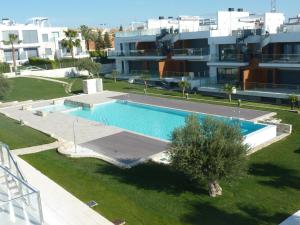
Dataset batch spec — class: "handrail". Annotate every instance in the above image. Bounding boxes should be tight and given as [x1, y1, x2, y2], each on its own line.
[0, 142, 26, 181]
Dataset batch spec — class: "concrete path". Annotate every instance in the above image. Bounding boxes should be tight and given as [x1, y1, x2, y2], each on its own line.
[15, 155, 114, 225]
[12, 141, 60, 155]
[280, 210, 300, 225]
[25, 76, 69, 85]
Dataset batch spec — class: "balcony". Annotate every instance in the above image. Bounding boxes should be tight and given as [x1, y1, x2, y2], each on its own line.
[259, 54, 300, 69]
[0, 143, 43, 225]
[172, 48, 210, 61]
[207, 54, 249, 67]
[108, 50, 166, 60]
[115, 28, 161, 38]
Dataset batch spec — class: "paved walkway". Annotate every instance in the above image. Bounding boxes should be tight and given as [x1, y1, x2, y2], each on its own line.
[12, 142, 60, 155]
[25, 76, 69, 85]
[15, 155, 113, 225]
[280, 210, 300, 225]
[113, 93, 276, 121]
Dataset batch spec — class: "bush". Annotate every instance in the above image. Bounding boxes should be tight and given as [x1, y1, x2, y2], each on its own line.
[0, 63, 11, 74]
[28, 58, 57, 70]
[89, 51, 105, 58]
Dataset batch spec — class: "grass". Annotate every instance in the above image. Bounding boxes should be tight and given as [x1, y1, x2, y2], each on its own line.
[1, 76, 298, 224]
[1, 77, 68, 102]
[0, 114, 55, 149]
[21, 107, 300, 225]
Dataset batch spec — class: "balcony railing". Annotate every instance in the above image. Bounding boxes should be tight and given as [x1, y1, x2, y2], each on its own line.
[261, 54, 300, 64]
[173, 48, 210, 57]
[210, 54, 249, 63]
[108, 50, 163, 57]
[115, 28, 162, 38]
[0, 143, 43, 225]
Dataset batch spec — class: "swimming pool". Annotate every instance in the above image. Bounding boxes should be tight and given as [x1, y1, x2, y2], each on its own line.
[67, 100, 267, 141]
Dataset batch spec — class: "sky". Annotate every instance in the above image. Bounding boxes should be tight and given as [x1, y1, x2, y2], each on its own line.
[0, 0, 299, 28]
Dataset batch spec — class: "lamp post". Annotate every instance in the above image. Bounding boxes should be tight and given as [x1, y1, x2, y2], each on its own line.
[73, 118, 78, 153]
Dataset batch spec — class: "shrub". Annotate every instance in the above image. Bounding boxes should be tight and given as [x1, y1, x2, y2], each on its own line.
[0, 63, 10, 74]
[28, 57, 57, 70]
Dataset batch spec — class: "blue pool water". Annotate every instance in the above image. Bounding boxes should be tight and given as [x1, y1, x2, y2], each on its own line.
[67, 101, 266, 141]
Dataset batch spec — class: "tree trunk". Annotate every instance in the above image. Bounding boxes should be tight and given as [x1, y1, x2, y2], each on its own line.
[144, 81, 148, 90]
[208, 181, 217, 197]
[228, 94, 232, 102]
[12, 44, 17, 73]
[182, 87, 185, 97]
[208, 180, 222, 197]
[213, 181, 223, 196]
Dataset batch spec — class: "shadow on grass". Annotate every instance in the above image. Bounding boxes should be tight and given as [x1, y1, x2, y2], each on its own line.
[97, 162, 207, 196]
[249, 163, 300, 190]
[295, 148, 300, 154]
[181, 201, 289, 225]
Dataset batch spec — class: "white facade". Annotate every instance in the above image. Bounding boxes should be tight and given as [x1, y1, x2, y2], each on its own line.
[0, 17, 88, 65]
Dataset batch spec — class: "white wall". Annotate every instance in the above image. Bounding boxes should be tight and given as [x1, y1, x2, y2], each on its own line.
[19, 67, 88, 77]
[244, 124, 277, 148]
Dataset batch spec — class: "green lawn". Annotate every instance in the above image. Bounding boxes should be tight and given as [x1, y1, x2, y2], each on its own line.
[2, 76, 298, 224]
[1, 77, 68, 102]
[22, 108, 300, 225]
[0, 114, 55, 149]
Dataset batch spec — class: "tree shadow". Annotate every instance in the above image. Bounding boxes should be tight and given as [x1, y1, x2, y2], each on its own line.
[249, 163, 300, 190]
[181, 201, 289, 225]
[96, 162, 207, 196]
[294, 148, 300, 154]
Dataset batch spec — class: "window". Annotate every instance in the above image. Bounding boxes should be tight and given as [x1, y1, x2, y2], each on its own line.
[4, 49, 19, 61]
[2, 30, 19, 43]
[22, 30, 38, 44]
[42, 34, 49, 42]
[51, 32, 59, 39]
[24, 48, 39, 58]
[45, 48, 52, 56]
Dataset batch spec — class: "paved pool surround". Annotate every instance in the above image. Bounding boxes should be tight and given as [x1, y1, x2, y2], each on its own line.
[0, 91, 277, 168]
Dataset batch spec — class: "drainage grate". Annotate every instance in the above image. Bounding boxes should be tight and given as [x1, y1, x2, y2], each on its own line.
[86, 200, 98, 208]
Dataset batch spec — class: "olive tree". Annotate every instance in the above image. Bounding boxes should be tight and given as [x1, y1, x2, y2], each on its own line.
[76, 59, 101, 78]
[140, 72, 150, 94]
[178, 80, 190, 97]
[223, 84, 234, 102]
[288, 95, 298, 110]
[169, 115, 248, 197]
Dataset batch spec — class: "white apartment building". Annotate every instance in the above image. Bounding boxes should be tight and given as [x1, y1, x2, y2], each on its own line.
[109, 8, 300, 100]
[0, 17, 88, 65]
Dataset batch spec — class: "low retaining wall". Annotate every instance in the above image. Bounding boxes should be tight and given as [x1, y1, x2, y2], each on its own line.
[244, 124, 277, 149]
[4, 67, 89, 78]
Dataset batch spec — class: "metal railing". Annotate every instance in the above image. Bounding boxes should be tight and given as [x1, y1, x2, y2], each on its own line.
[0, 143, 44, 224]
[261, 54, 300, 64]
[108, 49, 163, 57]
[210, 54, 248, 63]
[244, 82, 300, 93]
[173, 48, 210, 57]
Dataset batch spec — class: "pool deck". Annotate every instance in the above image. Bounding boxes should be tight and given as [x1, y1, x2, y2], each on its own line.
[0, 91, 276, 168]
[113, 94, 276, 122]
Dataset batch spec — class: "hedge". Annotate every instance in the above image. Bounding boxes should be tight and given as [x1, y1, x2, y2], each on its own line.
[0, 63, 10, 74]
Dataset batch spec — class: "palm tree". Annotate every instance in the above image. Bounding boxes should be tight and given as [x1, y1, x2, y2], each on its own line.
[288, 95, 298, 110]
[61, 29, 81, 60]
[80, 25, 92, 51]
[2, 34, 21, 73]
[223, 84, 234, 102]
[178, 80, 190, 97]
[140, 72, 150, 94]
